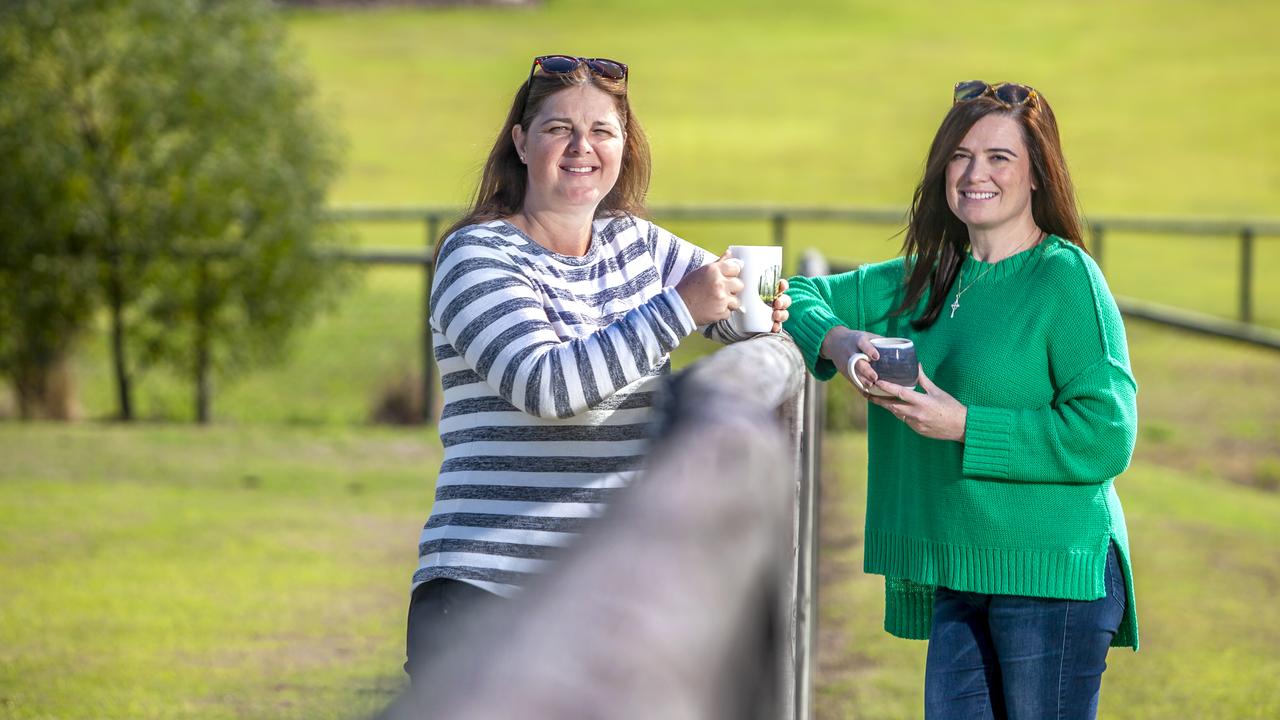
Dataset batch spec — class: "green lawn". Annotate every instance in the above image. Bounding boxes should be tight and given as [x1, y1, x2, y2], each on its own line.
[3, 404, 1278, 718]
[3, 0, 1280, 717]
[0, 424, 435, 720]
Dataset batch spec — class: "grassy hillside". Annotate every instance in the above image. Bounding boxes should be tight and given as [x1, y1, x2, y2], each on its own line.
[286, 0, 1279, 216]
[20, 0, 1271, 425]
[285, 0, 1280, 323]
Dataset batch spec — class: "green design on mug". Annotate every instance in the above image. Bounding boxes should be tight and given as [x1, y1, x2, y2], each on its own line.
[757, 264, 781, 304]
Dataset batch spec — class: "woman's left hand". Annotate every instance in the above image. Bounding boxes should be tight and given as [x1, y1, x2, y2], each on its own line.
[868, 367, 967, 442]
[770, 278, 791, 333]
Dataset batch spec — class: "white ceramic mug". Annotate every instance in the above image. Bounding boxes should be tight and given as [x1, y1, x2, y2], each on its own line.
[726, 245, 783, 334]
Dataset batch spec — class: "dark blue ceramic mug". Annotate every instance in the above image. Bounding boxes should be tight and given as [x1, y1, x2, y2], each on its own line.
[847, 337, 919, 397]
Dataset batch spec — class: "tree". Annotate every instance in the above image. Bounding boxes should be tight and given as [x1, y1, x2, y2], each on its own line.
[0, 0, 348, 422]
[0, 3, 102, 419]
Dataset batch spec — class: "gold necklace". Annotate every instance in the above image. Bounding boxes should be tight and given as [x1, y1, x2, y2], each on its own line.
[949, 229, 1044, 319]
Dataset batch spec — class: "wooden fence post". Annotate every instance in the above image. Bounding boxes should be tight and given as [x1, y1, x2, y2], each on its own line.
[1240, 227, 1254, 324]
[383, 335, 807, 720]
[422, 214, 440, 425]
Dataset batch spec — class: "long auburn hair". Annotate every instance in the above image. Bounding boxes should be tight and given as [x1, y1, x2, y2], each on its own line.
[896, 88, 1086, 330]
[436, 63, 651, 261]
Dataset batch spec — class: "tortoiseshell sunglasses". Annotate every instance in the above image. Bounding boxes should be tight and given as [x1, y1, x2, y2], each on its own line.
[953, 80, 1038, 106]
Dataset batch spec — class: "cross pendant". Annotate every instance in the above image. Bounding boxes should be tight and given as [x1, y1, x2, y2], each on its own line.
[950, 297, 960, 318]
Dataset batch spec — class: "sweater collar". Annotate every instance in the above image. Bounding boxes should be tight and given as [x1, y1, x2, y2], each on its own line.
[958, 234, 1058, 285]
[493, 217, 607, 266]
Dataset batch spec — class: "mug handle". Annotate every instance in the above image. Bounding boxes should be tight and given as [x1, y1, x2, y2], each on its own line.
[847, 353, 872, 394]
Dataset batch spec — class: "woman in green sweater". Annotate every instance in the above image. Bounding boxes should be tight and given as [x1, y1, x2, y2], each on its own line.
[784, 81, 1138, 719]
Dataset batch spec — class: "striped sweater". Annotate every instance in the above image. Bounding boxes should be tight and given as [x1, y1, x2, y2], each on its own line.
[415, 213, 741, 596]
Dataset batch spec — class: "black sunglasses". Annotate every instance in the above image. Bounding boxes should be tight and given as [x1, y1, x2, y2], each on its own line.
[527, 55, 629, 90]
[953, 80, 1038, 107]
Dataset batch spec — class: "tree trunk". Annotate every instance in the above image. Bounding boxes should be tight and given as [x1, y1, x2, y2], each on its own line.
[194, 325, 211, 424]
[194, 258, 212, 424]
[13, 352, 79, 421]
[108, 255, 134, 422]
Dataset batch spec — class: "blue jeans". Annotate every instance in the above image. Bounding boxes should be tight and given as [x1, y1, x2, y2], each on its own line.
[924, 543, 1126, 720]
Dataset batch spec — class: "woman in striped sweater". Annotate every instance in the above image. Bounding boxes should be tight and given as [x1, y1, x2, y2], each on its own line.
[403, 56, 791, 680]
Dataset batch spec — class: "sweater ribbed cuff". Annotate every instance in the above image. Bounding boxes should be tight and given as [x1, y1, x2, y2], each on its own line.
[963, 405, 1017, 479]
[782, 306, 845, 380]
[659, 286, 698, 337]
[884, 581, 934, 640]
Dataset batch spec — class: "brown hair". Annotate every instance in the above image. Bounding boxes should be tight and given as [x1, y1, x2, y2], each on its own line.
[896, 89, 1085, 330]
[436, 64, 651, 260]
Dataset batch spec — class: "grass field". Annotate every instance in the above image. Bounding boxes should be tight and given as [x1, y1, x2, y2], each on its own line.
[2, 409, 1278, 718]
[0, 424, 432, 720]
[3, 0, 1279, 717]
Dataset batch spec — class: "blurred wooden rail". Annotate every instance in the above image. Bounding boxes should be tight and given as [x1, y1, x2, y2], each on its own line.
[381, 333, 821, 720]
[325, 205, 1280, 422]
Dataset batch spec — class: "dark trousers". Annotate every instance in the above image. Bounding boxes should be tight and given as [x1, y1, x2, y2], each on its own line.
[923, 543, 1127, 720]
[403, 578, 499, 683]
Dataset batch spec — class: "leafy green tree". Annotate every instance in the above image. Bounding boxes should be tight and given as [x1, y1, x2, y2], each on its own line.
[0, 0, 348, 422]
[0, 3, 102, 419]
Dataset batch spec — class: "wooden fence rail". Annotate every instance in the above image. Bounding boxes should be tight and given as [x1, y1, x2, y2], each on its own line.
[380, 333, 818, 720]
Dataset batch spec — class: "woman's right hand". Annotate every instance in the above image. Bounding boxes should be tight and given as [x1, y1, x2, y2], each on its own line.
[675, 253, 745, 326]
[821, 326, 883, 398]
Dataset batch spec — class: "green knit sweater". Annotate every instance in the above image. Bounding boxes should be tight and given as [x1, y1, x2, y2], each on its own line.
[784, 236, 1139, 649]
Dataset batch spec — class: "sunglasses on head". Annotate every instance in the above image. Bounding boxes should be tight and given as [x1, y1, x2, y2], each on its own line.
[953, 80, 1038, 107]
[527, 55, 628, 89]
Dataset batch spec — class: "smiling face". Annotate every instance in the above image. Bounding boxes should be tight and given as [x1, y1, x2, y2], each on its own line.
[512, 84, 626, 213]
[945, 113, 1038, 233]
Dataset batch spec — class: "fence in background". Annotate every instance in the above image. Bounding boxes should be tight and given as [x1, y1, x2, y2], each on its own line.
[328, 205, 1280, 423]
[379, 333, 822, 720]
